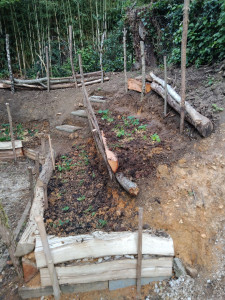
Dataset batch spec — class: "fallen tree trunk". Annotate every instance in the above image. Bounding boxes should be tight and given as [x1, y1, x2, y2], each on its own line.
[50, 77, 109, 90]
[150, 72, 213, 137]
[101, 131, 118, 173]
[116, 173, 139, 196]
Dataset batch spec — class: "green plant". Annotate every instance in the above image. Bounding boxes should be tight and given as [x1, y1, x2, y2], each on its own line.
[62, 206, 70, 212]
[58, 219, 70, 226]
[138, 125, 147, 131]
[79, 179, 84, 186]
[84, 205, 93, 214]
[116, 128, 126, 138]
[92, 172, 96, 178]
[151, 133, 161, 143]
[212, 104, 224, 112]
[77, 195, 86, 201]
[98, 219, 107, 228]
[56, 156, 74, 172]
[127, 116, 139, 126]
[143, 135, 147, 140]
[98, 110, 114, 123]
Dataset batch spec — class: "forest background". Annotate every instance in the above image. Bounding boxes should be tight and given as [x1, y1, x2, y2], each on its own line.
[0, 0, 224, 79]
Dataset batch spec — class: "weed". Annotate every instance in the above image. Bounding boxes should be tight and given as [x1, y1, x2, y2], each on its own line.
[91, 212, 96, 216]
[138, 125, 147, 131]
[151, 133, 161, 143]
[98, 219, 107, 227]
[92, 172, 96, 178]
[98, 109, 114, 123]
[79, 179, 84, 186]
[116, 128, 126, 137]
[62, 206, 70, 212]
[77, 195, 86, 201]
[84, 205, 93, 214]
[127, 116, 139, 126]
[58, 219, 70, 226]
[56, 156, 74, 172]
[0, 123, 25, 141]
[212, 104, 224, 112]
[143, 135, 147, 140]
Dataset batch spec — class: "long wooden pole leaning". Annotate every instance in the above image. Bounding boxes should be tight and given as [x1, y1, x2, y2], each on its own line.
[6, 103, 16, 162]
[137, 207, 143, 299]
[5, 34, 15, 94]
[180, 0, 190, 133]
[164, 56, 168, 116]
[140, 41, 145, 102]
[35, 216, 61, 300]
[123, 28, 128, 93]
[69, 25, 78, 88]
[45, 46, 50, 92]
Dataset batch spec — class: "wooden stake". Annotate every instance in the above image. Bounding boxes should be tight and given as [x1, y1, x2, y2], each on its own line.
[164, 56, 168, 116]
[28, 166, 34, 202]
[41, 135, 46, 158]
[137, 207, 143, 299]
[5, 34, 15, 94]
[45, 46, 50, 92]
[180, 0, 190, 133]
[100, 31, 105, 84]
[48, 134, 55, 170]
[35, 152, 40, 179]
[5, 103, 16, 162]
[140, 41, 145, 102]
[69, 25, 78, 88]
[35, 216, 61, 300]
[123, 28, 128, 93]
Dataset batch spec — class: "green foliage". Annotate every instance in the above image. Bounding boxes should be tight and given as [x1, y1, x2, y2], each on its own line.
[98, 109, 114, 123]
[62, 206, 70, 212]
[56, 156, 74, 172]
[98, 219, 107, 228]
[151, 133, 161, 143]
[0, 123, 24, 141]
[77, 195, 86, 201]
[212, 104, 224, 112]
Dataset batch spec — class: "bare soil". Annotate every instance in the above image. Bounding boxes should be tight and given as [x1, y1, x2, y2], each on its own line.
[0, 65, 225, 299]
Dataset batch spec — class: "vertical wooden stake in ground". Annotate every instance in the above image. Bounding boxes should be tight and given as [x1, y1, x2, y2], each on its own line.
[35, 216, 61, 300]
[45, 46, 50, 92]
[0, 201, 22, 278]
[28, 166, 34, 202]
[5, 34, 15, 94]
[164, 56, 168, 116]
[123, 28, 128, 93]
[137, 207, 143, 299]
[48, 134, 55, 170]
[180, 0, 190, 133]
[140, 41, 145, 102]
[5, 103, 16, 162]
[35, 152, 40, 179]
[69, 25, 78, 88]
[100, 31, 105, 84]
[41, 134, 46, 158]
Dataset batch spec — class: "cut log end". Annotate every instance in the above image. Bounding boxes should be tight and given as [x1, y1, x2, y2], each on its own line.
[116, 173, 139, 196]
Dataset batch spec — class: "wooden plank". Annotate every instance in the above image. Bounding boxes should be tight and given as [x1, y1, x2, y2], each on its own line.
[40, 258, 173, 286]
[19, 281, 108, 299]
[23, 148, 45, 164]
[35, 231, 174, 268]
[0, 148, 23, 160]
[0, 140, 22, 150]
[128, 78, 151, 93]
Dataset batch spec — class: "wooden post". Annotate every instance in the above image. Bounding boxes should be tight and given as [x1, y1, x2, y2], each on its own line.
[100, 31, 105, 84]
[164, 56, 168, 116]
[140, 41, 145, 102]
[45, 46, 50, 92]
[41, 134, 46, 158]
[28, 166, 34, 202]
[5, 103, 16, 162]
[5, 34, 15, 94]
[43, 184, 48, 210]
[48, 134, 55, 170]
[35, 152, 40, 179]
[136, 207, 143, 299]
[180, 0, 190, 133]
[123, 28, 128, 93]
[0, 201, 23, 277]
[35, 216, 61, 300]
[69, 25, 78, 89]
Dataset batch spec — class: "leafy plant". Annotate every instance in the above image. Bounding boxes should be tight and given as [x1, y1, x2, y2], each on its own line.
[77, 195, 86, 201]
[116, 128, 126, 138]
[62, 206, 70, 212]
[98, 219, 107, 228]
[138, 125, 147, 131]
[56, 156, 74, 172]
[212, 104, 224, 112]
[127, 116, 139, 126]
[98, 110, 114, 123]
[151, 133, 161, 143]
[84, 205, 93, 214]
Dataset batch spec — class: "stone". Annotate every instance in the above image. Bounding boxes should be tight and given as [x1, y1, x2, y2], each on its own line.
[143, 224, 150, 229]
[115, 255, 122, 260]
[71, 110, 87, 118]
[98, 258, 103, 263]
[186, 266, 198, 278]
[104, 256, 111, 261]
[124, 255, 134, 259]
[56, 125, 82, 133]
[173, 258, 187, 278]
[22, 258, 38, 283]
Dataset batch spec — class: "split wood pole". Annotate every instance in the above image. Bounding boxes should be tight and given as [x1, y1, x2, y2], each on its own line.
[136, 207, 143, 299]
[0, 201, 23, 278]
[28, 166, 34, 202]
[100, 31, 105, 84]
[35, 152, 40, 179]
[35, 216, 61, 300]
[5, 103, 16, 162]
[45, 46, 50, 92]
[5, 34, 15, 94]
[69, 25, 78, 89]
[180, 0, 190, 134]
[41, 134, 46, 158]
[123, 28, 128, 93]
[140, 41, 145, 102]
[164, 56, 168, 116]
[48, 134, 55, 170]
[43, 184, 48, 210]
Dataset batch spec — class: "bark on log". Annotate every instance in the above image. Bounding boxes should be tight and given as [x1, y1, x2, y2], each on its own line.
[116, 173, 139, 196]
[128, 78, 151, 93]
[150, 72, 213, 137]
[101, 131, 118, 173]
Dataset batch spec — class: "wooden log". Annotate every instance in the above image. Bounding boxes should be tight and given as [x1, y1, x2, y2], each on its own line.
[38, 151, 55, 186]
[28, 166, 34, 202]
[101, 131, 118, 173]
[35, 152, 40, 179]
[35, 216, 61, 300]
[128, 78, 151, 94]
[23, 148, 45, 164]
[6, 103, 16, 161]
[35, 231, 174, 268]
[0, 140, 22, 150]
[40, 257, 173, 286]
[150, 76, 213, 137]
[0, 148, 23, 160]
[116, 173, 139, 196]
[137, 208, 143, 299]
[163, 56, 168, 116]
[50, 77, 109, 90]
[48, 134, 55, 170]
[5, 34, 15, 94]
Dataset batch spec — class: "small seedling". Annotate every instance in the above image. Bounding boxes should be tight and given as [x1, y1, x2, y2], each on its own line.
[98, 219, 107, 227]
[84, 205, 93, 213]
[92, 172, 96, 178]
[92, 212, 96, 216]
[127, 116, 139, 126]
[116, 128, 126, 137]
[212, 104, 224, 112]
[138, 125, 147, 131]
[151, 133, 161, 143]
[79, 179, 84, 186]
[62, 206, 70, 211]
[143, 135, 147, 140]
[98, 109, 114, 123]
[77, 195, 86, 201]
[58, 219, 70, 226]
